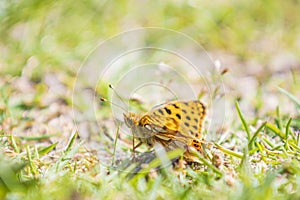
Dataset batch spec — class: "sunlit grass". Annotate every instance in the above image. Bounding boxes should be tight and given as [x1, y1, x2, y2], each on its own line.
[0, 92, 299, 199]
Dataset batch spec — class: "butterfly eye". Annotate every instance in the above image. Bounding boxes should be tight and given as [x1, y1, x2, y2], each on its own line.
[144, 124, 152, 131]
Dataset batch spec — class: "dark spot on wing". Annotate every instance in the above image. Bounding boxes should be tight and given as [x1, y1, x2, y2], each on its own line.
[182, 109, 187, 113]
[158, 109, 164, 115]
[193, 125, 197, 130]
[164, 107, 172, 114]
[195, 133, 199, 137]
[194, 118, 198, 123]
[199, 102, 206, 115]
[176, 113, 181, 119]
[172, 103, 179, 109]
[184, 122, 189, 127]
[193, 143, 200, 148]
[199, 102, 205, 109]
[186, 116, 191, 120]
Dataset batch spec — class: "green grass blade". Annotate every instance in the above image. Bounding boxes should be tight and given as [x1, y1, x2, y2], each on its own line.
[111, 126, 120, 165]
[214, 143, 243, 159]
[289, 142, 300, 152]
[26, 146, 37, 176]
[51, 141, 84, 173]
[284, 118, 293, 149]
[285, 118, 292, 140]
[10, 134, 19, 153]
[235, 101, 251, 141]
[239, 148, 252, 180]
[297, 132, 300, 147]
[248, 121, 267, 150]
[276, 106, 283, 130]
[65, 131, 78, 152]
[18, 134, 57, 141]
[262, 137, 275, 148]
[266, 122, 285, 139]
[38, 142, 58, 156]
[190, 148, 223, 177]
[129, 149, 183, 182]
[278, 87, 300, 108]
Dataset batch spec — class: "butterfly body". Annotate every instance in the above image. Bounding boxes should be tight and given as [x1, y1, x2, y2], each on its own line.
[123, 100, 207, 157]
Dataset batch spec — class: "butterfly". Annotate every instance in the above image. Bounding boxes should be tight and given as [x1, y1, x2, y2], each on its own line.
[123, 100, 207, 160]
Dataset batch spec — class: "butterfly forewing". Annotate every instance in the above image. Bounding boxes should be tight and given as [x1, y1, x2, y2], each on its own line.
[148, 101, 206, 140]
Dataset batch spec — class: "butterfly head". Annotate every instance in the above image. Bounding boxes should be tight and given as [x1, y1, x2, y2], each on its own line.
[123, 112, 156, 148]
[123, 112, 140, 128]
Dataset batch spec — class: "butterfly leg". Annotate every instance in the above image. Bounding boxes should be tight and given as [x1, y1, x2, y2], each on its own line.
[133, 141, 142, 152]
[132, 142, 142, 159]
[131, 137, 142, 159]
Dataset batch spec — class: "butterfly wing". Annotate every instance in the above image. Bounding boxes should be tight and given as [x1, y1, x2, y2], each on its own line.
[140, 101, 206, 151]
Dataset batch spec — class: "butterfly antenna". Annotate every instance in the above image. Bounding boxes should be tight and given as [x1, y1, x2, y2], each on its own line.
[109, 84, 128, 108]
[100, 97, 127, 112]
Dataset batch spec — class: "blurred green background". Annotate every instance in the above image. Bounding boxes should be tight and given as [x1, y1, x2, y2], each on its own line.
[1, 0, 299, 79]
